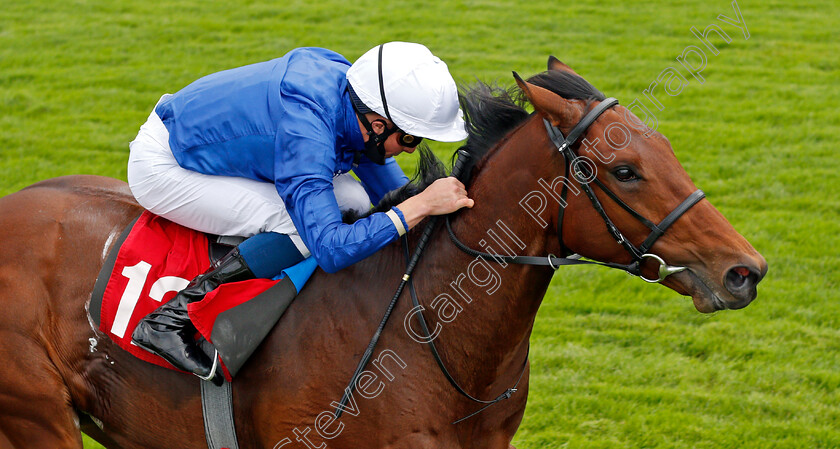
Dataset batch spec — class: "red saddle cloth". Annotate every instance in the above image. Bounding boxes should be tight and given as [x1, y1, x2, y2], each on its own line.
[97, 211, 279, 377]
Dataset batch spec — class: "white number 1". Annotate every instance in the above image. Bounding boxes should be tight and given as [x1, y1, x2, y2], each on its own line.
[109, 261, 189, 338]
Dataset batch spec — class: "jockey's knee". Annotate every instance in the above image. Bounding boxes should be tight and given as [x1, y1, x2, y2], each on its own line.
[126, 161, 158, 212]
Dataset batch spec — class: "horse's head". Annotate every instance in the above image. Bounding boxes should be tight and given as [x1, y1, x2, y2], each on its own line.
[515, 57, 767, 313]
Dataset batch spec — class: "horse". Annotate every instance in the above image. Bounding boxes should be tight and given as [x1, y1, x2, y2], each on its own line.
[0, 58, 766, 449]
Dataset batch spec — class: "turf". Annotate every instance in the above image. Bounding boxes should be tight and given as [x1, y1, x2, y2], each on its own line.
[1, 0, 837, 447]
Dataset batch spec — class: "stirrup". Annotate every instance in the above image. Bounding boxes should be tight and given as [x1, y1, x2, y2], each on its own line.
[196, 349, 221, 384]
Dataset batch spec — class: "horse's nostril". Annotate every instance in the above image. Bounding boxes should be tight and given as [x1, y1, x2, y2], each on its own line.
[725, 266, 759, 296]
[726, 269, 748, 289]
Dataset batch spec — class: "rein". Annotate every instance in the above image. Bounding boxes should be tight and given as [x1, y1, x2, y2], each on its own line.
[401, 233, 529, 425]
[335, 96, 706, 424]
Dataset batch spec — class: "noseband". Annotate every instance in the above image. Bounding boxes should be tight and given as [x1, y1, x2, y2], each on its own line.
[448, 97, 705, 283]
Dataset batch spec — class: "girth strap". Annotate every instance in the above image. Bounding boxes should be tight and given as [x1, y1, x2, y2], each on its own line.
[201, 379, 239, 449]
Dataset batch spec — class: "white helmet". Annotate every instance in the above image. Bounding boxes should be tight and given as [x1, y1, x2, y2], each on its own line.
[346, 42, 468, 142]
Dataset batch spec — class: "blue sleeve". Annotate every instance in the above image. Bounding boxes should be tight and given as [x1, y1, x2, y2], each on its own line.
[274, 106, 401, 273]
[353, 156, 410, 205]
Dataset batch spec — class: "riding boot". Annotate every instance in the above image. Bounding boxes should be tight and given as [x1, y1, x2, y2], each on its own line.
[131, 248, 255, 381]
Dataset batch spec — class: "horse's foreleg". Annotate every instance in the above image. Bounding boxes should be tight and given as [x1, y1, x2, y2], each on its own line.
[0, 358, 84, 449]
[0, 290, 83, 448]
[0, 347, 84, 449]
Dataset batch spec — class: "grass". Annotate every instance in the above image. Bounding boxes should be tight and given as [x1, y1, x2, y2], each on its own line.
[1, 0, 838, 447]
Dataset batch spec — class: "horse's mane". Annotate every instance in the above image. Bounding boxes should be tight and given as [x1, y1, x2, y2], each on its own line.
[343, 69, 605, 224]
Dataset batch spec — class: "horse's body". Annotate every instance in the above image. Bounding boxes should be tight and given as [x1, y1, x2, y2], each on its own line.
[0, 63, 766, 448]
[0, 175, 530, 448]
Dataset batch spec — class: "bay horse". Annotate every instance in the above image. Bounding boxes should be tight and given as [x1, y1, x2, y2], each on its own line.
[0, 59, 766, 449]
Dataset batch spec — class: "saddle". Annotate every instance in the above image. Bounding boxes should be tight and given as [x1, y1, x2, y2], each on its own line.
[88, 211, 317, 382]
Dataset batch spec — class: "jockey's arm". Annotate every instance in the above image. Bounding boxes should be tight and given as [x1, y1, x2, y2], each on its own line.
[352, 154, 474, 229]
[278, 175, 407, 273]
[352, 156, 409, 205]
[393, 177, 474, 229]
[279, 174, 472, 273]
[275, 103, 472, 272]
[275, 107, 408, 273]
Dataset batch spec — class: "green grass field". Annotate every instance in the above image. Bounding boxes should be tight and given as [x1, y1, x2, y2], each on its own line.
[1, 0, 838, 447]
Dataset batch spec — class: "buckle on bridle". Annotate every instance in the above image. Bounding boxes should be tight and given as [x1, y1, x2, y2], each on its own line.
[637, 253, 687, 283]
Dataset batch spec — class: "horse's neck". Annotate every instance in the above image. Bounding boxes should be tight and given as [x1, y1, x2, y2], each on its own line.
[412, 117, 560, 390]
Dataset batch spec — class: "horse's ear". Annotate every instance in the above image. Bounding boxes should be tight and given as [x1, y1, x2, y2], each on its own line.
[513, 71, 581, 127]
[547, 56, 580, 77]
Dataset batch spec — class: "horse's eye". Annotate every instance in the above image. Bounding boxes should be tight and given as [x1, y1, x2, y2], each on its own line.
[613, 166, 638, 182]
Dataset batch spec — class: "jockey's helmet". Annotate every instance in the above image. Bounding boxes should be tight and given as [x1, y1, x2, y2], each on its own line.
[346, 42, 468, 143]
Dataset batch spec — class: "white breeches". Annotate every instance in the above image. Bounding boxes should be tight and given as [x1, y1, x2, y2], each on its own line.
[126, 99, 372, 257]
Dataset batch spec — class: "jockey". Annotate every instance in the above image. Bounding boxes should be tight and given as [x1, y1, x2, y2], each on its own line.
[127, 42, 473, 381]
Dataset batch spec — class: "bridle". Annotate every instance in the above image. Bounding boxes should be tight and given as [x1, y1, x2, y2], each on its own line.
[447, 97, 706, 283]
[335, 96, 706, 424]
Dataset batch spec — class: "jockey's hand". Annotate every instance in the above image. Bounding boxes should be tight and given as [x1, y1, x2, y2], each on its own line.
[396, 177, 474, 229]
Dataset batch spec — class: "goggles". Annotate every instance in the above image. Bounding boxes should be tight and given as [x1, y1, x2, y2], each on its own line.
[397, 131, 423, 148]
[368, 118, 423, 149]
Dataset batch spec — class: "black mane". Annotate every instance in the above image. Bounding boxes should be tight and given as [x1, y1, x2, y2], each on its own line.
[449, 83, 530, 186]
[343, 69, 605, 223]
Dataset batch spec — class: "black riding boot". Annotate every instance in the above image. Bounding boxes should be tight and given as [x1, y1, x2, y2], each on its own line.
[131, 248, 255, 381]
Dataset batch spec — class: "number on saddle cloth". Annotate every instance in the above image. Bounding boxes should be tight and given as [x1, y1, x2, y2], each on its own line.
[90, 211, 317, 381]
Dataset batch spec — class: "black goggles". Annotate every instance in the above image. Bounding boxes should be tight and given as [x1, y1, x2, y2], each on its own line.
[369, 119, 422, 148]
[397, 131, 423, 148]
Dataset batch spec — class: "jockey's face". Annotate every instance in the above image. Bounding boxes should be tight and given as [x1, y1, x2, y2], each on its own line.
[363, 115, 419, 158]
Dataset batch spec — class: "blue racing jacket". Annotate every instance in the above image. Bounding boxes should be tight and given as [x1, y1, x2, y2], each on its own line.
[154, 48, 410, 273]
